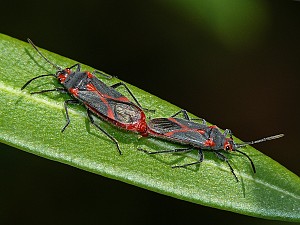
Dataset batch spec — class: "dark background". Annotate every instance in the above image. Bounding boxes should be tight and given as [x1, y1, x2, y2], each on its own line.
[1, 1, 299, 224]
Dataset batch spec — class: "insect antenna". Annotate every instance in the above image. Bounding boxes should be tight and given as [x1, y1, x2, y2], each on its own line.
[21, 74, 57, 90]
[233, 134, 284, 173]
[27, 38, 62, 71]
[235, 134, 284, 148]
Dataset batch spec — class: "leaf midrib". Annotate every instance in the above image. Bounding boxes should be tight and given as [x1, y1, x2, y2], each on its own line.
[1, 80, 299, 203]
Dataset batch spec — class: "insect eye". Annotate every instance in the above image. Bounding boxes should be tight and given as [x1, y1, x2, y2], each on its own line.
[57, 72, 67, 83]
[65, 68, 71, 74]
[224, 142, 232, 151]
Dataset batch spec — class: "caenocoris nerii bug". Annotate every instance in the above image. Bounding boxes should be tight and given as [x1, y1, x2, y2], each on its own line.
[139, 109, 284, 182]
[21, 39, 153, 154]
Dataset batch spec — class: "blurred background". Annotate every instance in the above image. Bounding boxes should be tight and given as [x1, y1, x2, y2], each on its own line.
[0, 0, 299, 224]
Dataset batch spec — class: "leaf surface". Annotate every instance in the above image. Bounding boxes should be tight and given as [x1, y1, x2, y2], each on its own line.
[0, 34, 299, 222]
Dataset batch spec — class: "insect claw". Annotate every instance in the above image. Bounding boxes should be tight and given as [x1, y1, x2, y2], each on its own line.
[172, 165, 184, 169]
[137, 148, 150, 154]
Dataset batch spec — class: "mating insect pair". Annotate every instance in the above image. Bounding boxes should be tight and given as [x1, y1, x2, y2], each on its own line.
[22, 39, 284, 182]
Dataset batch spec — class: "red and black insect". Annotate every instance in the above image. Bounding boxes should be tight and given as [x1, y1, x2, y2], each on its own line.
[139, 110, 284, 182]
[21, 39, 152, 154]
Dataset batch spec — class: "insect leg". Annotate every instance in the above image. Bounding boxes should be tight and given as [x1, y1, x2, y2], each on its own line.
[111, 82, 155, 112]
[172, 149, 204, 168]
[86, 108, 122, 155]
[171, 109, 206, 124]
[139, 146, 206, 167]
[68, 63, 81, 72]
[30, 88, 67, 95]
[61, 99, 80, 132]
[171, 109, 190, 120]
[223, 129, 233, 139]
[92, 70, 114, 79]
[214, 151, 239, 182]
[138, 146, 193, 155]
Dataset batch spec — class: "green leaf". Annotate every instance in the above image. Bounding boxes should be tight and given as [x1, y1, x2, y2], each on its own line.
[0, 34, 299, 222]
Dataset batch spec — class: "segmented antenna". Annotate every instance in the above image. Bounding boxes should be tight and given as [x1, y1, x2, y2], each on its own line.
[235, 134, 284, 148]
[27, 38, 62, 71]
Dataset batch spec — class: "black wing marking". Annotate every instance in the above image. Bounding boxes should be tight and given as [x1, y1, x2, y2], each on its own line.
[172, 118, 207, 130]
[76, 89, 142, 123]
[76, 90, 108, 114]
[148, 118, 182, 133]
[90, 76, 126, 99]
[148, 118, 207, 133]
[148, 118, 210, 148]
[168, 130, 209, 147]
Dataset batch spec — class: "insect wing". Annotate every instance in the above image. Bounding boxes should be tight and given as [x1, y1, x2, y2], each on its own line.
[148, 118, 209, 147]
[76, 88, 141, 123]
[148, 118, 182, 133]
[110, 100, 143, 124]
[90, 76, 129, 101]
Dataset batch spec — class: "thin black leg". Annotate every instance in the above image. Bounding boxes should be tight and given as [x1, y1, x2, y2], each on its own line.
[138, 146, 193, 155]
[111, 82, 155, 112]
[30, 88, 67, 95]
[92, 70, 114, 79]
[223, 129, 233, 139]
[171, 109, 190, 120]
[68, 63, 81, 72]
[214, 151, 239, 182]
[171, 109, 206, 124]
[172, 149, 204, 168]
[139, 146, 205, 168]
[86, 109, 121, 155]
[61, 99, 80, 132]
